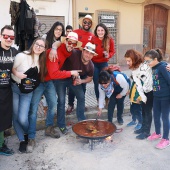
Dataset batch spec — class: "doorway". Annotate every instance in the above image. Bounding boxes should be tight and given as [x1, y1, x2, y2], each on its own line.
[143, 4, 168, 54]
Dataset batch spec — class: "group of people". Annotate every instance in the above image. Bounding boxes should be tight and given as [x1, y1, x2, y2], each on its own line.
[0, 14, 170, 157]
[0, 14, 115, 155]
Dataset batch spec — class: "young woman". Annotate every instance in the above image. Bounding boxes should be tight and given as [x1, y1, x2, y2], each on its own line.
[42, 21, 65, 49]
[11, 37, 47, 153]
[91, 23, 115, 102]
[124, 49, 153, 140]
[144, 49, 170, 149]
[41, 21, 65, 109]
[97, 70, 129, 125]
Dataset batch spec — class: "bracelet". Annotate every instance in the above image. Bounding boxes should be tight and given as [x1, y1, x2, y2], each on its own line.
[52, 47, 56, 50]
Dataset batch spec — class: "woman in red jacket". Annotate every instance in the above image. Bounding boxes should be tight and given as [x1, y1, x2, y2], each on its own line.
[91, 23, 115, 102]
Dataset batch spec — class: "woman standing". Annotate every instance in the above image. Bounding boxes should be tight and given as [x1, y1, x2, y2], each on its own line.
[124, 49, 153, 140]
[11, 37, 47, 153]
[41, 21, 65, 110]
[91, 23, 115, 102]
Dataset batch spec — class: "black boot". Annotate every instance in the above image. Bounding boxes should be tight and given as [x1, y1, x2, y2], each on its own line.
[19, 141, 27, 153]
[24, 134, 28, 144]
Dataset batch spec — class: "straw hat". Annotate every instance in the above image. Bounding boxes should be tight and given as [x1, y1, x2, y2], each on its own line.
[83, 42, 98, 56]
[61, 32, 82, 48]
[79, 14, 94, 29]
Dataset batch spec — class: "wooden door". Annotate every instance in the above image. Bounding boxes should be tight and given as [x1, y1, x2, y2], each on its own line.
[143, 5, 168, 54]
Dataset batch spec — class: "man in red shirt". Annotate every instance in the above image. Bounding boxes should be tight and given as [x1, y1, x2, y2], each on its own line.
[53, 42, 97, 135]
[49, 15, 95, 114]
[74, 14, 94, 48]
[66, 14, 95, 114]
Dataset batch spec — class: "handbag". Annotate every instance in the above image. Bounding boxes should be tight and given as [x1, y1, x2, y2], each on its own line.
[18, 66, 40, 93]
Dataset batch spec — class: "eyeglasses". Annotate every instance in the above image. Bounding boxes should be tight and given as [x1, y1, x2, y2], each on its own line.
[55, 28, 63, 32]
[67, 40, 77, 47]
[144, 59, 153, 64]
[34, 43, 45, 49]
[2, 34, 15, 40]
[83, 21, 92, 26]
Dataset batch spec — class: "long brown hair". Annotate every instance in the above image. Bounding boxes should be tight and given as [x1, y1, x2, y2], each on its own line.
[124, 49, 144, 69]
[94, 23, 111, 52]
[24, 37, 48, 82]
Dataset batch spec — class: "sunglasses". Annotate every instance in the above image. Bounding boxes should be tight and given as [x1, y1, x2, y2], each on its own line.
[67, 40, 77, 47]
[83, 21, 92, 26]
[2, 34, 15, 40]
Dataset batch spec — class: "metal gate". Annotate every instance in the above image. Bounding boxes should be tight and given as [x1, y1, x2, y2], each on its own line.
[37, 15, 65, 36]
[97, 11, 119, 64]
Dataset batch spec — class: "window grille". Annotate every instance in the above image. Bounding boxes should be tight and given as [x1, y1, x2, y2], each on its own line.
[97, 11, 119, 64]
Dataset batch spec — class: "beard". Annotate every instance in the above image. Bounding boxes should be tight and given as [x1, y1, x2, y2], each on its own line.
[82, 25, 91, 31]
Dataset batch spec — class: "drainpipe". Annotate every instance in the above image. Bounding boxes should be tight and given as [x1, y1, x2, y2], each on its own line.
[72, 0, 77, 29]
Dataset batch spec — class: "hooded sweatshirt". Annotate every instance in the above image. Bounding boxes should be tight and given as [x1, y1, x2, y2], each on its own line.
[152, 62, 170, 100]
[0, 43, 18, 88]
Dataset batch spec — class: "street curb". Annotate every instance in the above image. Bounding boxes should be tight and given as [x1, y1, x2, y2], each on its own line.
[5, 107, 130, 136]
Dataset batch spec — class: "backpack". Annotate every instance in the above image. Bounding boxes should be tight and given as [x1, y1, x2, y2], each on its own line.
[103, 64, 131, 88]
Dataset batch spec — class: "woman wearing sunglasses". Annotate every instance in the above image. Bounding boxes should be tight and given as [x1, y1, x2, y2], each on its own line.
[91, 23, 115, 106]
[11, 37, 47, 153]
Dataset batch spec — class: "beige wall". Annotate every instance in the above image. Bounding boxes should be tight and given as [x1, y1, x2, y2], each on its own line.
[73, 0, 144, 64]
[73, 0, 143, 44]
[74, 0, 170, 63]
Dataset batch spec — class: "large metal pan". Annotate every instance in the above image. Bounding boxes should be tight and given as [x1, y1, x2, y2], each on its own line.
[72, 119, 116, 140]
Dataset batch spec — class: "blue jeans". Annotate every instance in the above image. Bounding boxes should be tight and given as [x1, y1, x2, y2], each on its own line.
[93, 62, 108, 99]
[153, 97, 170, 139]
[108, 93, 126, 123]
[68, 75, 87, 106]
[53, 78, 86, 128]
[12, 83, 33, 141]
[28, 81, 57, 139]
[130, 103, 142, 124]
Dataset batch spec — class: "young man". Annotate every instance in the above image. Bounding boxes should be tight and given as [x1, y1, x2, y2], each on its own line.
[53, 42, 96, 134]
[50, 15, 95, 114]
[66, 14, 94, 114]
[65, 25, 73, 36]
[74, 14, 94, 48]
[0, 25, 18, 156]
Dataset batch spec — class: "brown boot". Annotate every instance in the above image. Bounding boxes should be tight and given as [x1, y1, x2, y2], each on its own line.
[45, 126, 60, 138]
[27, 139, 36, 153]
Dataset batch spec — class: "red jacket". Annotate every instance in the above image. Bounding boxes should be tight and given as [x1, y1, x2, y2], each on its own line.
[91, 36, 115, 63]
[74, 29, 93, 47]
[45, 43, 72, 81]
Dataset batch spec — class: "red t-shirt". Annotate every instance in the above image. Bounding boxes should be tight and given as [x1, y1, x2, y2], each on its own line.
[91, 36, 115, 63]
[45, 43, 72, 81]
[74, 29, 94, 47]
